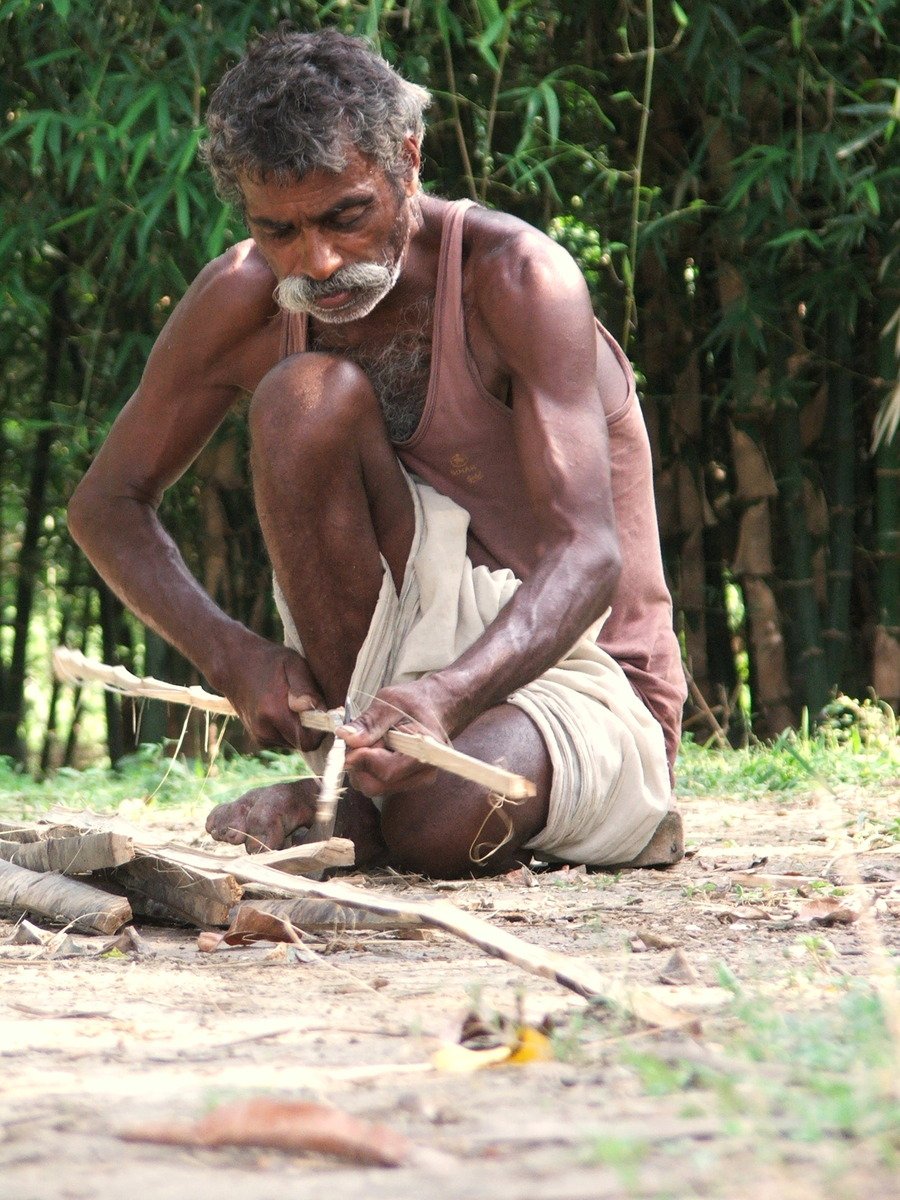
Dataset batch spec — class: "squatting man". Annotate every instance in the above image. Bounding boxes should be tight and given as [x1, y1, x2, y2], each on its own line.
[68, 29, 686, 878]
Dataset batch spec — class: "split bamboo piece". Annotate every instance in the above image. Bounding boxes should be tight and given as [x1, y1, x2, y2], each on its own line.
[0, 857, 132, 934]
[52, 647, 536, 799]
[0, 831, 134, 875]
[298, 710, 535, 798]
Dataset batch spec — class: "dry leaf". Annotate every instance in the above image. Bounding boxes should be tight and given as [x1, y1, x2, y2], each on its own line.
[658, 949, 699, 986]
[102, 927, 151, 956]
[431, 1042, 512, 1072]
[633, 928, 679, 950]
[705, 904, 772, 922]
[197, 907, 301, 952]
[120, 1098, 411, 1166]
[795, 895, 871, 925]
[507, 1026, 554, 1064]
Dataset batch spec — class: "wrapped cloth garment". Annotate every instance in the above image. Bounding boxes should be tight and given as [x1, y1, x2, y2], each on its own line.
[274, 470, 671, 866]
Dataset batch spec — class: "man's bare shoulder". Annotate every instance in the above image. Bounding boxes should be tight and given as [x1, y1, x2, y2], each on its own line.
[462, 204, 587, 305]
[149, 240, 281, 390]
[459, 204, 595, 377]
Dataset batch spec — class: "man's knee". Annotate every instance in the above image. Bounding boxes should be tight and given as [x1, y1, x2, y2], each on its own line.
[249, 352, 382, 455]
[380, 787, 520, 879]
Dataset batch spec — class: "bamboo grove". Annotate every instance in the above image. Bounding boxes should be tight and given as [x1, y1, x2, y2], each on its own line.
[0, 0, 897, 768]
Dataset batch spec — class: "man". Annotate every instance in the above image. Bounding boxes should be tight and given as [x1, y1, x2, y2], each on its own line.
[68, 28, 686, 878]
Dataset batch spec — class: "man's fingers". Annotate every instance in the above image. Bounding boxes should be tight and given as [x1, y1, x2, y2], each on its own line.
[346, 746, 438, 796]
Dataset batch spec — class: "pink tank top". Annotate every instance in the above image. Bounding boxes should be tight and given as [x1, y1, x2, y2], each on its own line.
[281, 201, 686, 770]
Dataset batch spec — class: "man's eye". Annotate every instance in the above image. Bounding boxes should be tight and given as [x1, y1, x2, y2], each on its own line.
[328, 206, 368, 230]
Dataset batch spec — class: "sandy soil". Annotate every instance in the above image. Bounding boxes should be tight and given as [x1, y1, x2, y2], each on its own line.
[1, 786, 898, 1200]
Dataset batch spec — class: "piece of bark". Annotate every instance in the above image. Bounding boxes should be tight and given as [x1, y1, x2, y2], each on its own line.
[248, 838, 355, 875]
[233, 897, 423, 933]
[0, 822, 42, 843]
[0, 832, 134, 875]
[120, 1098, 412, 1166]
[103, 855, 242, 927]
[0, 858, 132, 934]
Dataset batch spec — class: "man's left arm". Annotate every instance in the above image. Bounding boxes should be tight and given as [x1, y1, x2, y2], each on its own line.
[344, 230, 622, 787]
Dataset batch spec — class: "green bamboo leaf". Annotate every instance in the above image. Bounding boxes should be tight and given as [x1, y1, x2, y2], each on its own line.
[47, 206, 100, 234]
[91, 142, 107, 185]
[29, 112, 49, 172]
[155, 90, 170, 149]
[138, 185, 169, 254]
[175, 127, 203, 176]
[116, 87, 159, 137]
[0, 227, 19, 262]
[46, 115, 62, 166]
[25, 47, 78, 70]
[65, 145, 86, 194]
[766, 228, 824, 250]
[49, 0, 70, 17]
[790, 13, 802, 50]
[474, 0, 502, 24]
[539, 82, 560, 145]
[174, 180, 190, 238]
[204, 205, 231, 260]
[125, 130, 155, 188]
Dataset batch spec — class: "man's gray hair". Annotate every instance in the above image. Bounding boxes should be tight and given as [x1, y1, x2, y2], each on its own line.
[202, 27, 431, 204]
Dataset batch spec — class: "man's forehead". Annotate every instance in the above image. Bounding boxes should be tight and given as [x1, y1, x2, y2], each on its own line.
[238, 149, 388, 213]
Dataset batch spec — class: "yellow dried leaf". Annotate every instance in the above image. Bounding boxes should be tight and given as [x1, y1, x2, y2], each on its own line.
[431, 1043, 512, 1073]
[507, 1026, 554, 1064]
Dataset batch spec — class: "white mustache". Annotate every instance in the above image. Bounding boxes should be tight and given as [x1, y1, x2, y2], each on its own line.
[275, 262, 394, 314]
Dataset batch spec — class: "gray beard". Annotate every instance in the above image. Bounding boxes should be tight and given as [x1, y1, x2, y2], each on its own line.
[310, 297, 433, 442]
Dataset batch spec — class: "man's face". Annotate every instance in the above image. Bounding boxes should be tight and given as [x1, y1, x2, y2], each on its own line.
[240, 144, 417, 325]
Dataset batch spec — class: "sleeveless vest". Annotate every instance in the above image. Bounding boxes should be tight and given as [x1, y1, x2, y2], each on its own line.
[280, 200, 686, 769]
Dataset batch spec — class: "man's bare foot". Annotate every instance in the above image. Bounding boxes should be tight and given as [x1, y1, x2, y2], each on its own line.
[206, 780, 389, 866]
[206, 779, 318, 852]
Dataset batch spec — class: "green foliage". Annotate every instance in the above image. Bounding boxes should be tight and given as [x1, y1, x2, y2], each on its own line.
[0, 743, 311, 818]
[677, 699, 900, 796]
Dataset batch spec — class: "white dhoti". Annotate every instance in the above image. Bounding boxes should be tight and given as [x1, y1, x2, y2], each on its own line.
[275, 472, 671, 865]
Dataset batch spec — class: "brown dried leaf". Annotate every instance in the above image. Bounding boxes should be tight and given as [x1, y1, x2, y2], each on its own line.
[658, 949, 700, 986]
[795, 895, 871, 925]
[120, 1098, 412, 1166]
[632, 928, 679, 950]
[197, 907, 300, 952]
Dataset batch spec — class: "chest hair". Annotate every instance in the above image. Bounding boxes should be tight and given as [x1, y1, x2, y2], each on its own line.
[310, 298, 434, 443]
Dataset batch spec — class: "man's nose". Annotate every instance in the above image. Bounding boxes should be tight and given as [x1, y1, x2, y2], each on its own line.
[291, 232, 343, 282]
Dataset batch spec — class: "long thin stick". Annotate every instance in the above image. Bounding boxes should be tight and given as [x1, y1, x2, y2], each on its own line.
[52, 648, 536, 799]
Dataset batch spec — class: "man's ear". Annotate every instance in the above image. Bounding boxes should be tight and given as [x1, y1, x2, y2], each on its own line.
[400, 134, 422, 195]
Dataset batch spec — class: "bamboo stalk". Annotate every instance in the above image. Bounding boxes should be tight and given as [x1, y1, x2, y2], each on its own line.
[771, 344, 828, 715]
[824, 318, 856, 689]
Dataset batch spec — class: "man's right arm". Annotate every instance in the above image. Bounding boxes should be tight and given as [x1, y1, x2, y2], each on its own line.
[67, 244, 324, 749]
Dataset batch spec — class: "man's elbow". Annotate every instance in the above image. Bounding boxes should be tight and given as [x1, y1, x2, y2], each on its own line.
[586, 536, 622, 610]
[67, 475, 110, 552]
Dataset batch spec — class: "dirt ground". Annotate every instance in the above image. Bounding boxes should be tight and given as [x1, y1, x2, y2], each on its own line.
[1, 785, 898, 1200]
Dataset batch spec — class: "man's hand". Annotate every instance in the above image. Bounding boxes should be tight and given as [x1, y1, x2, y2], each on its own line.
[219, 633, 325, 753]
[338, 680, 453, 797]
